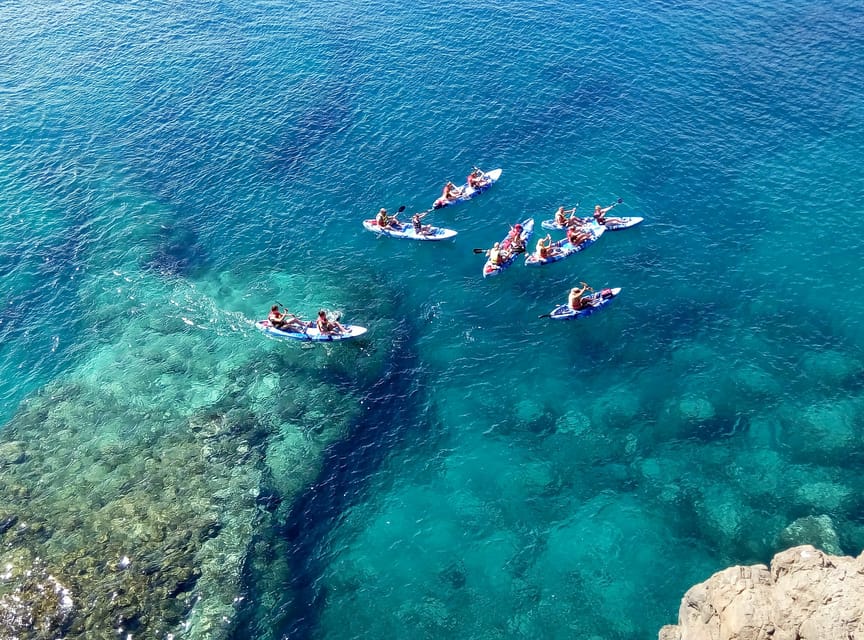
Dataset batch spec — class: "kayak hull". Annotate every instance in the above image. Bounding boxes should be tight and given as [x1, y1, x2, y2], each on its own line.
[541, 216, 643, 231]
[256, 320, 368, 341]
[433, 168, 502, 209]
[483, 218, 534, 277]
[362, 220, 457, 240]
[525, 224, 605, 266]
[546, 288, 622, 320]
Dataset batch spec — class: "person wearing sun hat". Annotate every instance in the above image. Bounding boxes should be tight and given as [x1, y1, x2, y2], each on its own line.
[568, 282, 594, 311]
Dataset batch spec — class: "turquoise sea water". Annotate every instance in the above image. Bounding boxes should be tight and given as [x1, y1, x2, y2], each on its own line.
[2, 0, 864, 637]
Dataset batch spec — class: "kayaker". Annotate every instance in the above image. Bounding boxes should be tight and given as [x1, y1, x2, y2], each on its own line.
[510, 232, 526, 254]
[467, 168, 489, 189]
[567, 224, 591, 246]
[487, 242, 503, 266]
[505, 224, 526, 254]
[269, 305, 306, 331]
[376, 208, 400, 229]
[505, 222, 524, 246]
[441, 181, 463, 201]
[554, 205, 578, 226]
[568, 283, 595, 311]
[535, 233, 554, 260]
[593, 203, 616, 224]
[412, 211, 431, 234]
[316, 310, 346, 335]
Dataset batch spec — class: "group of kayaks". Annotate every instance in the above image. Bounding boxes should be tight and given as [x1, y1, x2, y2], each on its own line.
[477, 210, 638, 318]
[364, 166, 641, 320]
[260, 166, 641, 341]
[361, 168, 504, 241]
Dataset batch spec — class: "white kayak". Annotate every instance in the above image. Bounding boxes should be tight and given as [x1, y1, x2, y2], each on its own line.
[524, 223, 605, 266]
[256, 320, 368, 341]
[541, 216, 643, 231]
[542, 288, 622, 320]
[362, 219, 457, 241]
[482, 218, 534, 278]
[432, 168, 502, 209]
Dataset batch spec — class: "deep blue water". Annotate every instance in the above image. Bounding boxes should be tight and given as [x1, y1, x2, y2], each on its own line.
[2, 0, 864, 637]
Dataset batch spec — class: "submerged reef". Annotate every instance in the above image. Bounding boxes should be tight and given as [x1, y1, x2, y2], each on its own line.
[0, 377, 265, 639]
[0, 338, 368, 639]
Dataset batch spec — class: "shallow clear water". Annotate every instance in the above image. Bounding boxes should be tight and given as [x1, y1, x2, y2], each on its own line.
[2, 0, 864, 637]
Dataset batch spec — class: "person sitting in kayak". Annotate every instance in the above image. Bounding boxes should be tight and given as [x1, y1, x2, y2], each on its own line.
[376, 207, 400, 229]
[593, 203, 617, 224]
[509, 223, 527, 253]
[412, 211, 432, 235]
[487, 242, 504, 266]
[567, 224, 592, 246]
[441, 181, 463, 201]
[568, 283, 595, 311]
[269, 305, 306, 332]
[511, 235, 526, 254]
[316, 310, 346, 335]
[554, 205, 578, 227]
[467, 168, 489, 189]
[535, 233, 555, 260]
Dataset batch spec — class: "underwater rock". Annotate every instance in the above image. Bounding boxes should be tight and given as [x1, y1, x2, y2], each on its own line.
[589, 385, 641, 430]
[396, 596, 456, 634]
[800, 349, 863, 387]
[678, 394, 715, 422]
[794, 480, 853, 513]
[514, 398, 543, 424]
[660, 545, 864, 640]
[0, 554, 74, 639]
[554, 410, 591, 435]
[0, 441, 26, 466]
[693, 483, 753, 550]
[777, 514, 842, 555]
[782, 399, 861, 461]
[730, 364, 781, 397]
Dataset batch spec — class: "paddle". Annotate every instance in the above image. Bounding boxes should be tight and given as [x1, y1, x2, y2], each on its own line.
[602, 198, 624, 213]
[377, 204, 405, 219]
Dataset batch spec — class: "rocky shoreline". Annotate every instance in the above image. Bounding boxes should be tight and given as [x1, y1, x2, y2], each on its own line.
[660, 545, 864, 639]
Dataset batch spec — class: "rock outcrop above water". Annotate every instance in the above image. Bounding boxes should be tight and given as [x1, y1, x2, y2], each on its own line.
[659, 545, 864, 640]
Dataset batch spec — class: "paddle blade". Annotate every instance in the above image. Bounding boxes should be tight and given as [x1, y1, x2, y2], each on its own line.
[473, 248, 487, 254]
[617, 198, 623, 204]
[397, 205, 406, 213]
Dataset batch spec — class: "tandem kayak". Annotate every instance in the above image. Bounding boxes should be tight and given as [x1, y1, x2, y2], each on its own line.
[362, 219, 457, 241]
[432, 168, 502, 210]
[524, 224, 605, 266]
[256, 320, 368, 341]
[483, 218, 534, 278]
[543, 288, 622, 320]
[541, 216, 643, 231]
